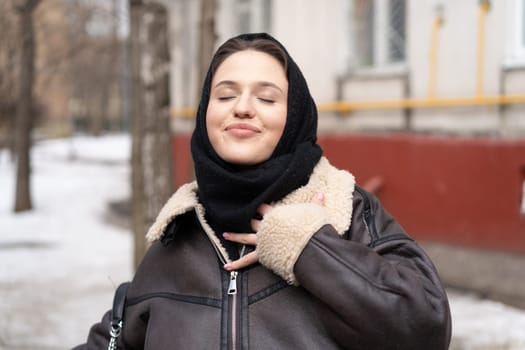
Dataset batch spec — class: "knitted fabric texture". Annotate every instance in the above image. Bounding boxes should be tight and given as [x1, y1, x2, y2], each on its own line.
[146, 157, 356, 284]
[190, 33, 323, 247]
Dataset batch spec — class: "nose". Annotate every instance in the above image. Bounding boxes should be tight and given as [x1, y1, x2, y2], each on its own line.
[233, 93, 255, 118]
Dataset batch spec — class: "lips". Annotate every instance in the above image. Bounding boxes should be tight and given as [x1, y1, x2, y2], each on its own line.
[225, 123, 260, 137]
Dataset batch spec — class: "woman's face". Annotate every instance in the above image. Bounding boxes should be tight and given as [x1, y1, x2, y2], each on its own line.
[206, 50, 288, 165]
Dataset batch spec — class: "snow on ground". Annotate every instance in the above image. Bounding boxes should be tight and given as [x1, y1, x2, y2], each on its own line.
[1, 134, 525, 350]
[449, 291, 525, 349]
[0, 135, 132, 349]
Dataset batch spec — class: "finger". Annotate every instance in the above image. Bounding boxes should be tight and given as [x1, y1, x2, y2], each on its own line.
[252, 204, 272, 232]
[257, 203, 272, 216]
[251, 218, 261, 232]
[310, 192, 326, 206]
[223, 232, 257, 245]
[224, 251, 258, 271]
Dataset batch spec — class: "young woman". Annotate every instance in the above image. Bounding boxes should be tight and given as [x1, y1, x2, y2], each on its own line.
[76, 33, 451, 350]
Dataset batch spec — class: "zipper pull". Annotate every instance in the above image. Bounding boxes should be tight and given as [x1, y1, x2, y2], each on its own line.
[228, 271, 238, 295]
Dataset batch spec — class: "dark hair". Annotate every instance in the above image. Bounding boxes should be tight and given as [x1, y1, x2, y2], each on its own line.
[209, 37, 289, 78]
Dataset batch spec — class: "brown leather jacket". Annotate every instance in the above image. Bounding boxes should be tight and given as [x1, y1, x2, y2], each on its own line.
[75, 158, 451, 350]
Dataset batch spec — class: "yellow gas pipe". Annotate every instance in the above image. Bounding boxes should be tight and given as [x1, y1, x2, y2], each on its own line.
[477, 0, 490, 97]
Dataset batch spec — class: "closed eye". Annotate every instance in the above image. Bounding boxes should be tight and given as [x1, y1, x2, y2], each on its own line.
[258, 97, 275, 104]
[218, 96, 235, 101]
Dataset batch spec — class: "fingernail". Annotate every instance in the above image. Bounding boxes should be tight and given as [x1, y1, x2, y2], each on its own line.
[224, 263, 232, 270]
[317, 192, 325, 201]
[223, 232, 230, 238]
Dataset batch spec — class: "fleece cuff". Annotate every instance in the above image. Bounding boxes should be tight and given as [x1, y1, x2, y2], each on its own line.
[256, 203, 329, 285]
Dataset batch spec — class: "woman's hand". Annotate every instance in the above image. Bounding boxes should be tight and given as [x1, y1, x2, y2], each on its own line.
[223, 192, 325, 271]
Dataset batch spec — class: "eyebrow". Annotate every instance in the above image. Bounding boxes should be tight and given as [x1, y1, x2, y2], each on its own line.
[213, 80, 285, 94]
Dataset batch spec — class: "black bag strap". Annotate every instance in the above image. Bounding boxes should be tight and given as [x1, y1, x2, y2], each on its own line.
[108, 282, 131, 350]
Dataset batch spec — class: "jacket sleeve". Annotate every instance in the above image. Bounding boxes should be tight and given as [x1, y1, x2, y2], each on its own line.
[72, 310, 112, 349]
[257, 189, 451, 350]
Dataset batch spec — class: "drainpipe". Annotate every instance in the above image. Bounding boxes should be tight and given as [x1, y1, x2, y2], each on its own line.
[476, 0, 491, 97]
[402, 71, 412, 132]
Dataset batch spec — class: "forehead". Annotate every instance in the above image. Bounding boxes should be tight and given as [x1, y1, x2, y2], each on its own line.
[212, 50, 287, 85]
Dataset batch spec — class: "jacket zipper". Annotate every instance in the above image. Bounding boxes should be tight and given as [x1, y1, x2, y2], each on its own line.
[195, 207, 245, 349]
[229, 271, 238, 350]
[355, 185, 379, 241]
[206, 235, 245, 350]
[227, 245, 245, 350]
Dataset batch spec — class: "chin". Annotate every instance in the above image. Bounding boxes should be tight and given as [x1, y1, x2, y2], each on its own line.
[227, 158, 261, 166]
[222, 153, 268, 166]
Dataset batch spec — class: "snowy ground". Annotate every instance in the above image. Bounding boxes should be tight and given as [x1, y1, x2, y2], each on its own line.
[1, 134, 525, 350]
[0, 135, 132, 349]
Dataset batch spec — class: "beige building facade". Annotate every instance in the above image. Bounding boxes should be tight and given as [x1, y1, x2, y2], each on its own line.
[168, 0, 525, 137]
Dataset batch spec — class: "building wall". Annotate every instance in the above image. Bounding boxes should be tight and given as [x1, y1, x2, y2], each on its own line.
[167, 0, 525, 251]
[408, 0, 506, 135]
[270, 0, 343, 103]
[409, 0, 500, 98]
[168, 0, 525, 136]
[167, 0, 525, 137]
[503, 68, 525, 135]
[168, 0, 201, 111]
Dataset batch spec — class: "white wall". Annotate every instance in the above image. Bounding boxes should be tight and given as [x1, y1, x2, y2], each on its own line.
[407, 0, 524, 135]
[271, 0, 343, 103]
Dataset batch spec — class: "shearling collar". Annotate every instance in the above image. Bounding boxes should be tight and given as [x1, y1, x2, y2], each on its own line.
[146, 157, 355, 258]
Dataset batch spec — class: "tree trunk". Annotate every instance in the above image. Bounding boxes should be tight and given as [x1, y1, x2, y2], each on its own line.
[13, 0, 40, 212]
[129, 0, 173, 270]
[197, 0, 217, 97]
[187, 0, 216, 182]
[129, 0, 147, 270]
[141, 2, 173, 229]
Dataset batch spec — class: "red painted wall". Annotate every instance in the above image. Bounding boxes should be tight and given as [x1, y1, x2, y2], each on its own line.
[173, 133, 525, 252]
[319, 134, 525, 252]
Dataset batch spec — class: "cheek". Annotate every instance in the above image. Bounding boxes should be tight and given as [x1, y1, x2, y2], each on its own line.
[273, 107, 287, 138]
[205, 110, 220, 155]
[205, 105, 220, 137]
[264, 107, 287, 154]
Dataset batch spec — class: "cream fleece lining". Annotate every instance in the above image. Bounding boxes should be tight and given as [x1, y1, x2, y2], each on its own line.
[146, 157, 355, 281]
[145, 181, 232, 263]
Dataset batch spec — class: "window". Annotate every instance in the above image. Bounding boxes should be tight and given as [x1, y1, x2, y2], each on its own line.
[388, 0, 406, 63]
[515, 0, 525, 57]
[506, 0, 525, 63]
[350, 0, 406, 69]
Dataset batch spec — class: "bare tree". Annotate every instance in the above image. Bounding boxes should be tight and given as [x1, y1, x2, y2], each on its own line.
[129, 0, 147, 269]
[141, 2, 173, 229]
[197, 0, 217, 98]
[13, 0, 41, 212]
[0, 2, 20, 158]
[90, 0, 121, 136]
[61, 0, 125, 135]
[129, 0, 173, 269]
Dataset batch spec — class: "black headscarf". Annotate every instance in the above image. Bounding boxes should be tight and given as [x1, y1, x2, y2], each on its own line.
[191, 33, 322, 252]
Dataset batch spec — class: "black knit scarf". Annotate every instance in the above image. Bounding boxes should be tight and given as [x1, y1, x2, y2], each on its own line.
[191, 33, 322, 256]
